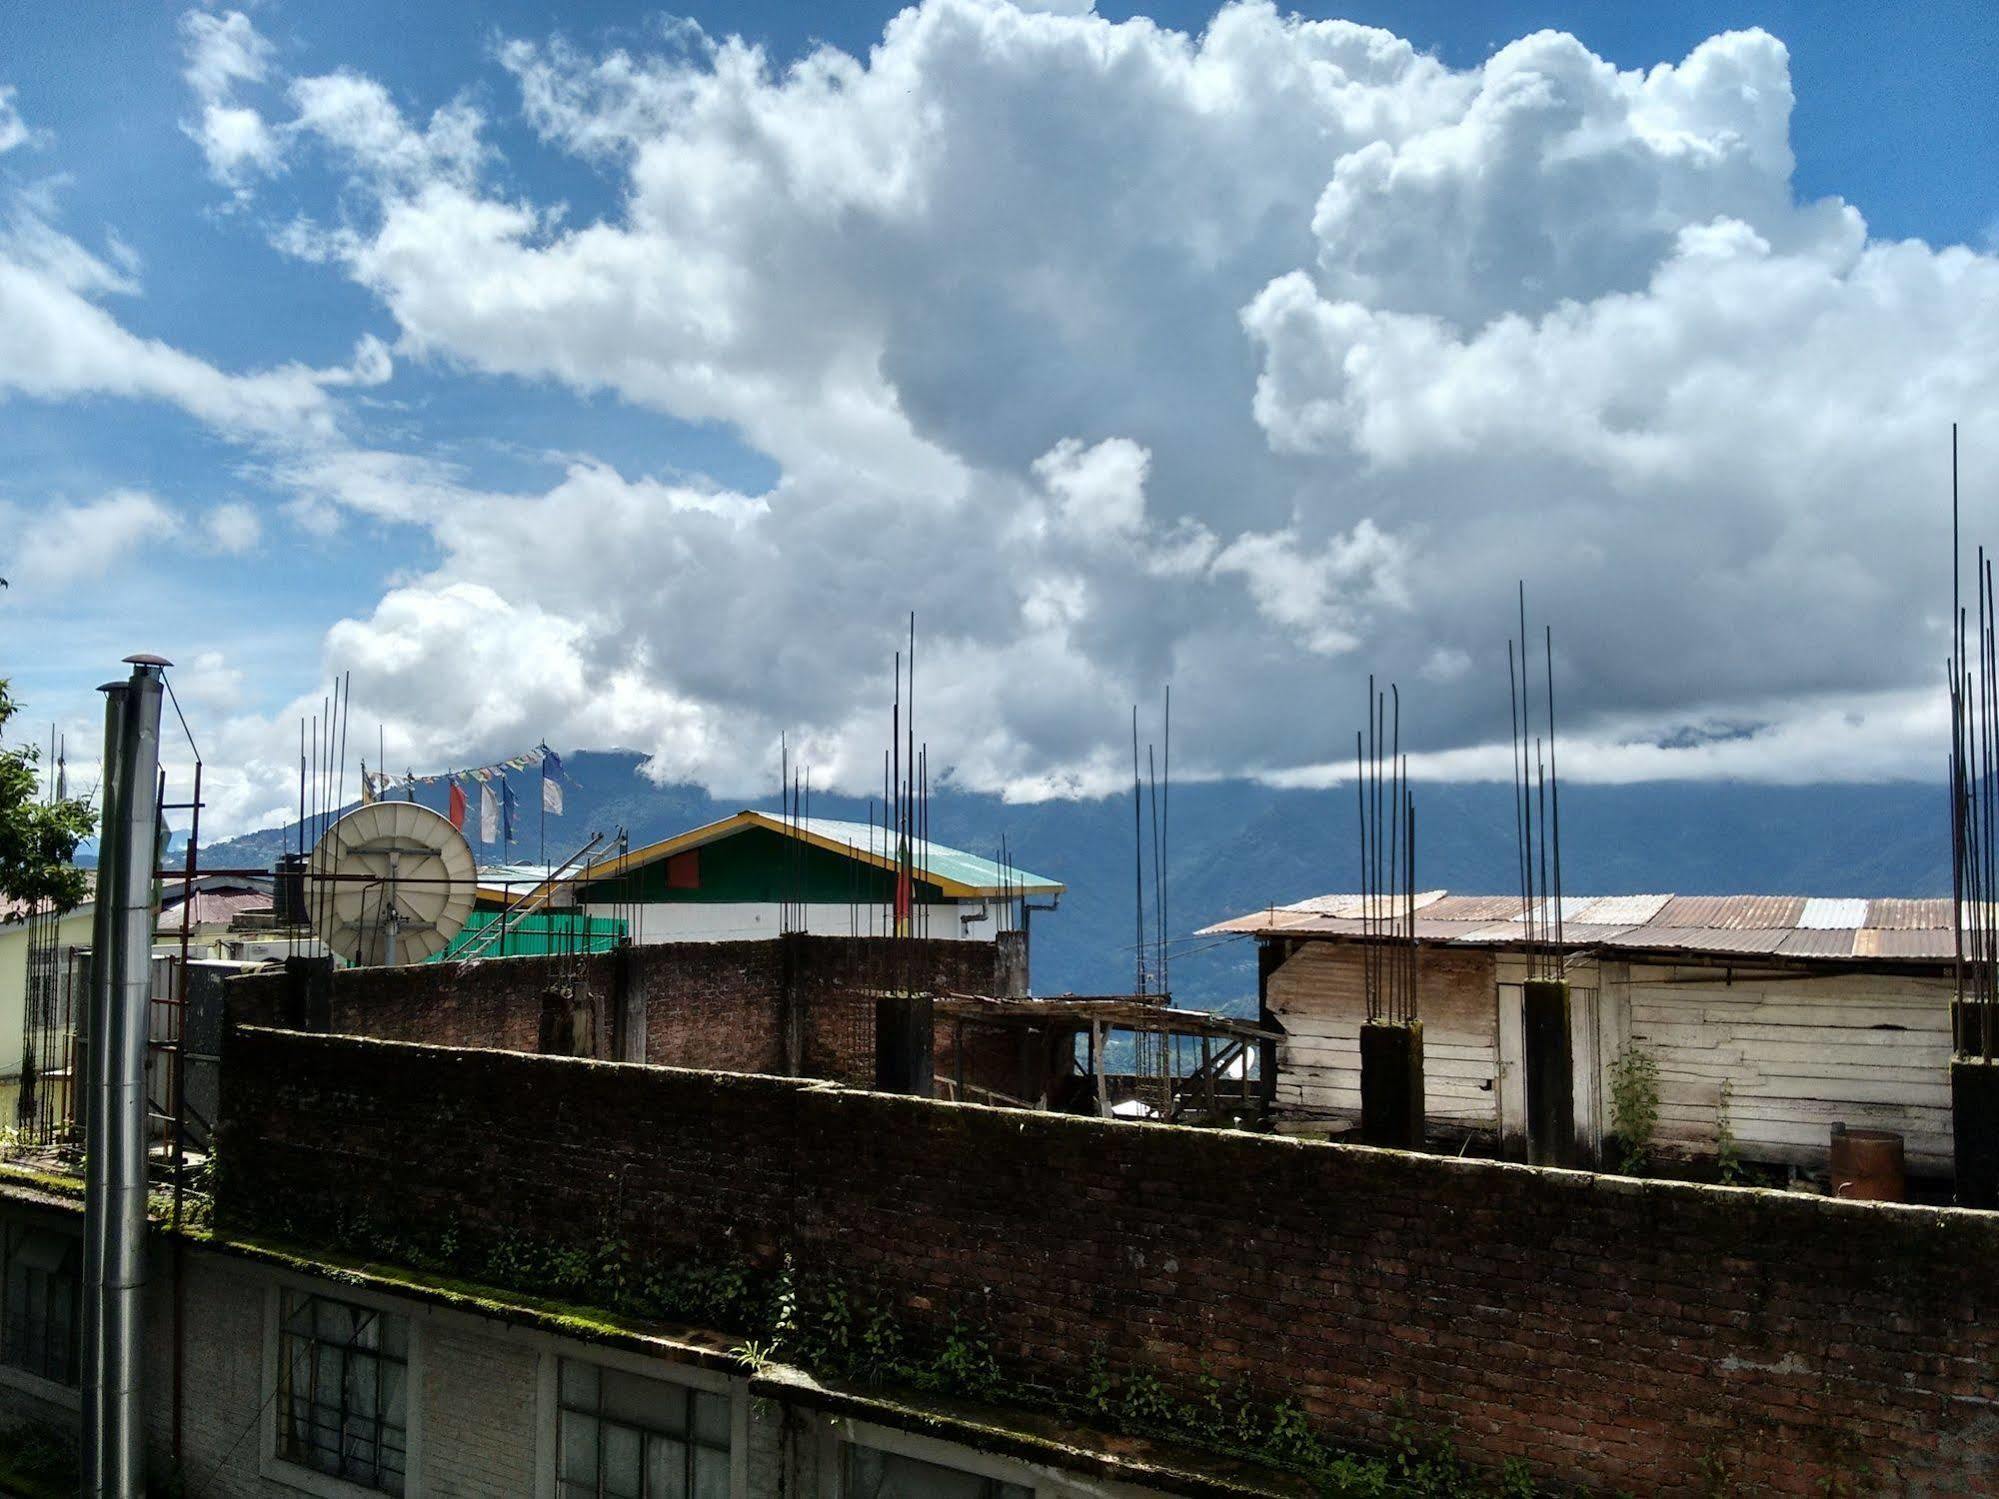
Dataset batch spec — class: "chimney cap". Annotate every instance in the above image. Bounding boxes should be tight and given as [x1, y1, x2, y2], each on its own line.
[123, 653, 173, 668]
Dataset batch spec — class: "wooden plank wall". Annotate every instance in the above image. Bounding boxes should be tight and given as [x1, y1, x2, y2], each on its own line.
[1625, 961, 1955, 1173]
[1267, 943, 1501, 1140]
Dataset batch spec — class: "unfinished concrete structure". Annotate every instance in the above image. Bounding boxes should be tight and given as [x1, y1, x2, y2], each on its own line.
[1211, 892, 1959, 1180]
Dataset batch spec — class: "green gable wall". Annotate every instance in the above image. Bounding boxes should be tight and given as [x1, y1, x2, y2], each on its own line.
[577, 825, 948, 906]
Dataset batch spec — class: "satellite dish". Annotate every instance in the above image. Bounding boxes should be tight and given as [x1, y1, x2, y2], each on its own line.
[304, 801, 476, 966]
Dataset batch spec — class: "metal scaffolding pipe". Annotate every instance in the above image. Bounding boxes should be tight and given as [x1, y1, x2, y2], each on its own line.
[84, 657, 166, 1499]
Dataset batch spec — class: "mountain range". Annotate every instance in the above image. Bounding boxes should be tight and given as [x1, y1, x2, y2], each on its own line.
[199, 752, 1953, 1014]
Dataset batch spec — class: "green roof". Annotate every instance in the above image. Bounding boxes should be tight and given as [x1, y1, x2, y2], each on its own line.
[787, 815, 1062, 897]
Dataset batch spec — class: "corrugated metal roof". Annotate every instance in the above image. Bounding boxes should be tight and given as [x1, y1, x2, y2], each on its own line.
[160, 890, 268, 927]
[1600, 926, 1800, 955]
[1650, 895, 1806, 929]
[1279, 890, 1448, 919]
[1861, 928, 1956, 960]
[1412, 895, 1523, 922]
[1569, 893, 1673, 926]
[1199, 889, 1957, 969]
[1865, 898, 1952, 930]
[1798, 897, 1869, 930]
[791, 815, 1063, 896]
[1777, 928, 1859, 958]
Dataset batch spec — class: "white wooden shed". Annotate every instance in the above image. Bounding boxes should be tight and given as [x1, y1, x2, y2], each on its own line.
[1206, 893, 1957, 1177]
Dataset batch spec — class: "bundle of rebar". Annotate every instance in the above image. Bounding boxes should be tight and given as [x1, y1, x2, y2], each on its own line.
[1949, 424, 1998, 1061]
[1507, 585, 1565, 981]
[1356, 676, 1417, 1025]
[1128, 689, 1172, 1002]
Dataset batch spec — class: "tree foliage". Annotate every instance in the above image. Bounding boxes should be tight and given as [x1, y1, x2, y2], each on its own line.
[0, 679, 96, 913]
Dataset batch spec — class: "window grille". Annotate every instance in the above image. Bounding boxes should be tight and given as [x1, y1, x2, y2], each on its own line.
[276, 1291, 409, 1495]
[843, 1443, 1033, 1499]
[557, 1358, 731, 1498]
[0, 1221, 80, 1386]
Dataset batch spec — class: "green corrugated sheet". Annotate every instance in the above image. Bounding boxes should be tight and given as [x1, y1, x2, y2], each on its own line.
[432, 911, 627, 960]
[792, 815, 1061, 894]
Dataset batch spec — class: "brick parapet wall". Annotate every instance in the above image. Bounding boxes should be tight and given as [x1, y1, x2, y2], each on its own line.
[216, 1026, 1999, 1495]
[224, 935, 1003, 1085]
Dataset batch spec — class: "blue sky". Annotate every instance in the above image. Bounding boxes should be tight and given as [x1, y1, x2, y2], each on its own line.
[2, 1, 1997, 831]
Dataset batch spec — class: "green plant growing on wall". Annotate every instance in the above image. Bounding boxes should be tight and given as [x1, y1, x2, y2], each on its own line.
[1715, 1080, 1744, 1185]
[1607, 1041, 1661, 1175]
[240, 1166, 1558, 1494]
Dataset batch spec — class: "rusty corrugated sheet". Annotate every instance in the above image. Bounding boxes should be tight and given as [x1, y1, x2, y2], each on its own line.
[1602, 925, 1801, 955]
[1406, 916, 1507, 940]
[1648, 894, 1807, 929]
[1538, 922, 1642, 946]
[1865, 898, 1952, 930]
[1412, 894, 1523, 922]
[1202, 888, 1955, 967]
[1860, 928, 1955, 960]
[1778, 928, 1859, 958]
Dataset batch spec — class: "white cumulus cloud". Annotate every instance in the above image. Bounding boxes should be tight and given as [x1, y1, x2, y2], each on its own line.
[15, 1, 1999, 833]
[3, 489, 175, 588]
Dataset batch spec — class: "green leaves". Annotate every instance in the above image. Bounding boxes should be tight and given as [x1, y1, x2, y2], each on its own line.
[0, 678, 96, 914]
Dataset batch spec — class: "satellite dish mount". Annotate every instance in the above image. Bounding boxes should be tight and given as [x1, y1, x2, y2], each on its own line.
[305, 802, 476, 967]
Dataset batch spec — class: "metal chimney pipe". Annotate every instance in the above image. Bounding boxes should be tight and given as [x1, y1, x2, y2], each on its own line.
[104, 658, 165, 1498]
[80, 680, 129, 1497]
[81, 658, 166, 1498]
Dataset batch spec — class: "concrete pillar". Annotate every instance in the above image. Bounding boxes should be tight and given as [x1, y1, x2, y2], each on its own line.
[874, 993, 935, 1096]
[995, 930, 1030, 998]
[1255, 939, 1287, 1122]
[777, 934, 805, 1077]
[1952, 1056, 1999, 1209]
[1359, 1018, 1425, 1149]
[281, 954, 333, 1030]
[1524, 978, 1575, 1168]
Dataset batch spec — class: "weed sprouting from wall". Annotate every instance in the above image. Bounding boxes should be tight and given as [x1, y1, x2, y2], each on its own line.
[1608, 1041, 1661, 1175]
[1715, 1080, 1743, 1186]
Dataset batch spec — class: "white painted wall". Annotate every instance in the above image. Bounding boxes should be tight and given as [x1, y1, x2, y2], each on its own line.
[581, 900, 1007, 945]
[0, 907, 94, 1080]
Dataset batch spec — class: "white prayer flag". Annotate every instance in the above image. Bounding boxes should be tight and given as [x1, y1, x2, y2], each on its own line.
[479, 783, 499, 843]
[541, 748, 565, 815]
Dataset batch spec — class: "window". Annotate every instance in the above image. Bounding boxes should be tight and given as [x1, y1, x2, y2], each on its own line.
[843, 1444, 1032, 1499]
[0, 1221, 80, 1387]
[275, 1291, 409, 1495]
[557, 1358, 730, 1498]
[666, 852, 699, 891]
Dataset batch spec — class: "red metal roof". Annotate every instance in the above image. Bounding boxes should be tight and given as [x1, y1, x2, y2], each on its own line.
[159, 889, 268, 927]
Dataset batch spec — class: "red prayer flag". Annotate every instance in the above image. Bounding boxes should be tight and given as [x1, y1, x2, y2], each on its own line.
[448, 780, 467, 831]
